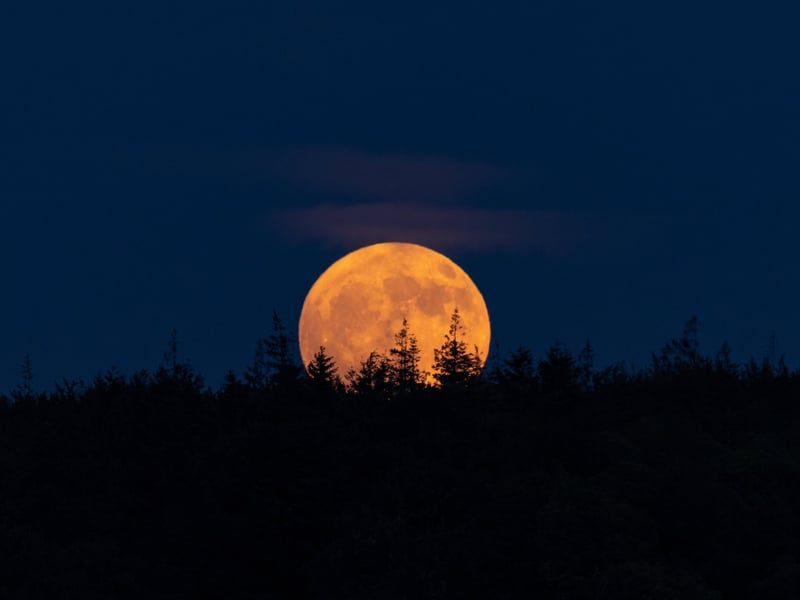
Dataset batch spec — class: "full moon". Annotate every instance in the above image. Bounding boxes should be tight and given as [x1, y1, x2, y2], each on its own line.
[298, 242, 491, 383]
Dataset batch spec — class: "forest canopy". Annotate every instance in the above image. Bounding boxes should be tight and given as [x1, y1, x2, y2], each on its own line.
[2, 315, 800, 599]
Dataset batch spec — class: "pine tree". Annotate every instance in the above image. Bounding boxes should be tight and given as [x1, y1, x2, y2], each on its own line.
[307, 346, 341, 394]
[155, 329, 204, 392]
[165, 328, 179, 373]
[246, 312, 302, 391]
[499, 347, 536, 386]
[432, 308, 482, 389]
[11, 354, 35, 402]
[265, 311, 302, 388]
[220, 369, 246, 398]
[244, 338, 269, 390]
[714, 341, 738, 377]
[52, 377, 83, 404]
[389, 318, 424, 395]
[652, 315, 707, 374]
[346, 351, 392, 399]
[538, 341, 579, 393]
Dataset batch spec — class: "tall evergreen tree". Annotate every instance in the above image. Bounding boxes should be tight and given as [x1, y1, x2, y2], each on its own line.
[11, 354, 35, 402]
[246, 311, 302, 391]
[538, 341, 579, 393]
[219, 369, 246, 399]
[165, 328, 179, 373]
[154, 329, 204, 392]
[714, 341, 738, 377]
[307, 346, 341, 394]
[244, 338, 269, 390]
[499, 347, 536, 386]
[346, 351, 392, 399]
[652, 315, 707, 374]
[265, 310, 302, 388]
[432, 309, 482, 389]
[389, 318, 424, 394]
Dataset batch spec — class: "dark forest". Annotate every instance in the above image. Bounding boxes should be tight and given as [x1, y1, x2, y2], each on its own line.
[2, 314, 800, 599]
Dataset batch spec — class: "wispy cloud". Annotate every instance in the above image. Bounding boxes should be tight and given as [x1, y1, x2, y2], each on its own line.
[268, 147, 501, 203]
[263, 145, 589, 253]
[271, 202, 585, 253]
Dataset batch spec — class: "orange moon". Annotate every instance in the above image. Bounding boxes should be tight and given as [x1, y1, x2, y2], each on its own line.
[298, 242, 491, 383]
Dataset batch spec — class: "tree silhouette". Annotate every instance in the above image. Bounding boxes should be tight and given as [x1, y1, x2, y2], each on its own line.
[219, 368, 246, 398]
[652, 315, 707, 374]
[714, 341, 738, 377]
[2, 313, 800, 598]
[743, 333, 790, 384]
[10, 353, 35, 403]
[432, 308, 482, 389]
[52, 377, 83, 405]
[307, 346, 341, 394]
[244, 338, 270, 390]
[154, 329, 204, 393]
[265, 311, 302, 390]
[345, 351, 392, 399]
[246, 311, 302, 391]
[164, 328, 179, 372]
[538, 341, 579, 394]
[498, 347, 536, 387]
[764, 331, 789, 379]
[389, 318, 425, 395]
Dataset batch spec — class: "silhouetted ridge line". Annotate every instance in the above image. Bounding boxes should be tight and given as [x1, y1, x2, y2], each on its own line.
[1, 316, 799, 597]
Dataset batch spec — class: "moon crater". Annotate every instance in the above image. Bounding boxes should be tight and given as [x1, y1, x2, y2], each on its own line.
[383, 275, 422, 301]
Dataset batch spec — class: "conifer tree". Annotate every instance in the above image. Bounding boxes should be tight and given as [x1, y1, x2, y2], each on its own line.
[246, 311, 302, 391]
[307, 346, 341, 393]
[244, 338, 269, 390]
[265, 310, 302, 388]
[389, 318, 424, 394]
[165, 328, 179, 373]
[714, 341, 738, 377]
[220, 369, 246, 399]
[11, 354, 35, 402]
[499, 347, 536, 386]
[52, 377, 83, 404]
[652, 315, 707, 374]
[155, 329, 204, 392]
[432, 308, 482, 389]
[346, 351, 392, 399]
[538, 341, 579, 393]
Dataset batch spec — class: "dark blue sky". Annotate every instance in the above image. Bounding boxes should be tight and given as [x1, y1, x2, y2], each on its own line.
[3, 1, 799, 392]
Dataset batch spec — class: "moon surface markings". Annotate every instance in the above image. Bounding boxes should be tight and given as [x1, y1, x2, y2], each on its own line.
[298, 242, 491, 384]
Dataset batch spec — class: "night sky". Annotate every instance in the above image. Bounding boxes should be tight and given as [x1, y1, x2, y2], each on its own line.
[3, 2, 799, 392]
